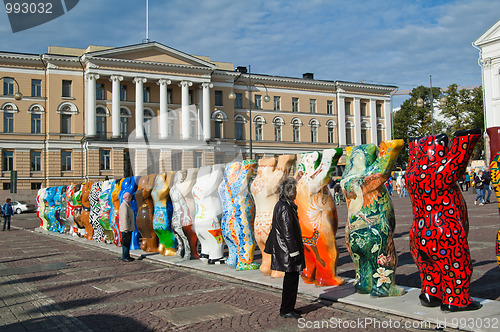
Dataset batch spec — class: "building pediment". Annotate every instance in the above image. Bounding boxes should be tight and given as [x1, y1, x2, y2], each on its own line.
[475, 19, 500, 47]
[84, 42, 217, 69]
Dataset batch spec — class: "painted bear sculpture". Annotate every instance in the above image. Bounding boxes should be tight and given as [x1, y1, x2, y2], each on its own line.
[152, 172, 176, 256]
[120, 176, 141, 250]
[56, 185, 69, 233]
[341, 140, 405, 297]
[109, 178, 123, 246]
[64, 184, 76, 236]
[98, 179, 115, 243]
[72, 183, 85, 237]
[136, 174, 159, 253]
[250, 155, 296, 277]
[486, 126, 500, 268]
[36, 188, 47, 229]
[88, 181, 107, 242]
[80, 182, 94, 240]
[220, 160, 259, 270]
[405, 129, 482, 312]
[192, 164, 225, 264]
[46, 187, 59, 232]
[295, 149, 345, 286]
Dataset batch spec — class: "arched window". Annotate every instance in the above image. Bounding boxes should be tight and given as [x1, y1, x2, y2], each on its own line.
[309, 119, 319, 143]
[1, 103, 17, 133]
[377, 123, 385, 145]
[143, 108, 155, 138]
[234, 115, 246, 140]
[29, 104, 44, 134]
[120, 107, 132, 138]
[254, 116, 266, 141]
[214, 112, 224, 139]
[291, 118, 302, 142]
[361, 121, 369, 144]
[326, 120, 336, 144]
[273, 117, 284, 142]
[57, 102, 77, 134]
[189, 109, 198, 139]
[96, 107, 108, 137]
[346, 122, 353, 145]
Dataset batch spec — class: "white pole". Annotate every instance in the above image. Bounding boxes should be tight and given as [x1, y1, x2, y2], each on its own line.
[146, 0, 149, 42]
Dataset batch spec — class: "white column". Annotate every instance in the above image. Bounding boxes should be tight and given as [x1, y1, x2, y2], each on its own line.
[85, 73, 99, 136]
[134, 77, 147, 139]
[384, 100, 392, 141]
[202, 83, 213, 141]
[337, 95, 346, 146]
[157, 79, 171, 139]
[180, 81, 193, 140]
[354, 97, 361, 145]
[110, 75, 123, 138]
[370, 99, 377, 144]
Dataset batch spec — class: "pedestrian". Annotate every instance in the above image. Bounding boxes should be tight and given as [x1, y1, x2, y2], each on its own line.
[458, 175, 465, 192]
[2, 198, 13, 231]
[474, 170, 485, 205]
[264, 177, 305, 319]
[385, 176, 393, 196]
[464, 172, 470, 191]
[483, 168, 492, 204]
[119, 192, 135, 262]
[333, 180, 342, 205]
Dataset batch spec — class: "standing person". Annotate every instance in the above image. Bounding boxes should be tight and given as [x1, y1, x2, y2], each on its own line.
[474, 170, 485, 206]
[464, 172, 470, 191]
[119, 192, 135, 262]
[483, 168, 492, 204]
[265, 178, 305, 319]
[333, 180, 342, 205]
[2, 198, 13, 231]
[458, 175, 465, 191]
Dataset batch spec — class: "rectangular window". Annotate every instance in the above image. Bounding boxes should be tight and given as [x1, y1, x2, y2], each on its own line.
[120, 85, 127, 101]
[274, 96, 281, 111]
[214, 121, 222, 139]
[360, 102, 367, 117]
[31, 79, 42, 97]
[311, 127, 318, 142]
[3, 183, 10, 190]
[214, 90, 223, 106]
[345, 101, 351, 116]
[292, 97, 299, 112]
[100, 149, 111, 170]
[254, 95, 262, 110]
[215, 153, 224, 165]
[31, 113, 41, 133]
[31, 183, 42, 190]
[310, 99, 316, 113]
[3, 112, 13, 133]
[235, 122, 244, 140]
[3, 77, 14, 95]
[293, 126, 300, 142]
[194, 152, 203, 168]
[189, 90, 194, 105]
[376, 104, 382, 117]
[327, 100, 334, 115]
[171, 151, 182, 171]
[346, 128, 352, 145]
[123, 150, 132, 177]
[234, 93, 243, 109]
[61, 151, 72, 171]
[143, 87, 151, 103]
[2, 150, 14, 171]
[31, 151, 41, 172]
[255, 124, 263, 141]
[275, 125, 282, 142]
[167, 88, 173, 104]
[61, 114, 71, 134]
[120, 116, 129, 138]
[62, 80, 72, 97]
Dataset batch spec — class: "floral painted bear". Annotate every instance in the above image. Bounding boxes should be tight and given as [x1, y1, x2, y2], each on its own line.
[405, 129, 482, 312]
[340, 140, 404, 297]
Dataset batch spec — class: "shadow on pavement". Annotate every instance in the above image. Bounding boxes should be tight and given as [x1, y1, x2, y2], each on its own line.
[26, 295, 112, 314]
[0, 274, 55, 286]
[470, 266, 500, 300]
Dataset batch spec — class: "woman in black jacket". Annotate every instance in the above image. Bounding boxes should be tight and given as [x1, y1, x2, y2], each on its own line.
[265, 177, 305, 319]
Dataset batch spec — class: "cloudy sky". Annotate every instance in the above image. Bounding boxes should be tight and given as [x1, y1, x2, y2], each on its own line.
[0, 0, 498, 107]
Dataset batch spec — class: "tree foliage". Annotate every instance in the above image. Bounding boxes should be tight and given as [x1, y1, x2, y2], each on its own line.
[393, 84, 484, 168]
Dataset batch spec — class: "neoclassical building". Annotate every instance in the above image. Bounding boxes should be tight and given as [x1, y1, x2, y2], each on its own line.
[0, 42, 395, 190]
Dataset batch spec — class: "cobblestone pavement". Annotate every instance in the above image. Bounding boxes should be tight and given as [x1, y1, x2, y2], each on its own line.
[2, 191, 496, 331]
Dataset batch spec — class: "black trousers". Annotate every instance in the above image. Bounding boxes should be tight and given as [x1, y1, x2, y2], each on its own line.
[280, 271, 299, 314]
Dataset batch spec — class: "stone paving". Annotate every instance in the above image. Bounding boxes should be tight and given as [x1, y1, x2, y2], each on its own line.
[1, 190, 497, 331]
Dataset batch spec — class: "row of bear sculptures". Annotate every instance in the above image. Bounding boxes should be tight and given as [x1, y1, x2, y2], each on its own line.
[37, 130, 492, 312]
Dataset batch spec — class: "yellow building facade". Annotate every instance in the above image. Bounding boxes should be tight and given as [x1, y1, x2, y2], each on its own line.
[0, 42, 395, 190]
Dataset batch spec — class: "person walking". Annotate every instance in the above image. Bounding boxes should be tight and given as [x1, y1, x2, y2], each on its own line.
[119, 192, 135, 262]
[2, 198, 13, 231]
[464, 172, 470, 191]
[265, 177, 305, 319]
[483, 168, 492, 204]
[474, 170, 485, 206]
[333, 180, 342, 205]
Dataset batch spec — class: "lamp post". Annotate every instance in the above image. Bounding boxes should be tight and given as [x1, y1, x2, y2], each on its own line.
[417, 75, 446, 135]
[0, 76, 23, 101]
[228, 65, 270, 159]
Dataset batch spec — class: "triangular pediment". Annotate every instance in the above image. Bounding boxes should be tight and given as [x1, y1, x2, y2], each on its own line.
[86, 42, 217, 69]
[475, 19, 500, 47]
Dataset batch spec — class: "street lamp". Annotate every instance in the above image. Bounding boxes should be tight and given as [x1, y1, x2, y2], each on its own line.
[0, 76, 23, 101]
[228, 65, 270, 159]
[416, 75, 446, 135]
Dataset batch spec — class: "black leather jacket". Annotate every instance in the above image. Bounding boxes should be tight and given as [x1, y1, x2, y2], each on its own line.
[264, 198, 305, 272]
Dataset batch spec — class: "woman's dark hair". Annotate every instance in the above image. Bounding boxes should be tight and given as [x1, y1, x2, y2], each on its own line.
[278, 177, 297, 200]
